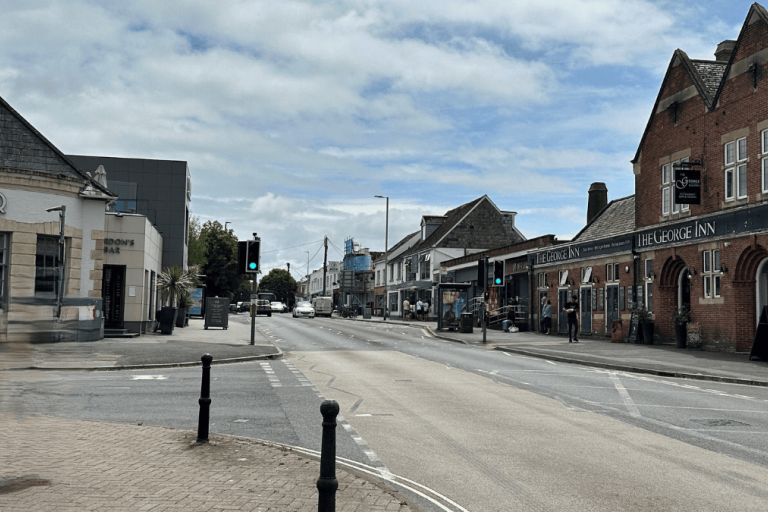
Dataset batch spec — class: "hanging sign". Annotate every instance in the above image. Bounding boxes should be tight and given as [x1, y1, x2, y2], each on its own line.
[674, 168, 701, 205]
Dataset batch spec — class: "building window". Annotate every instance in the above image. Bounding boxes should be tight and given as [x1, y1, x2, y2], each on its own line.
[581, 266, 592, 283]
[702, 250, 722, 298]
[0, 233, 8, 308]
[376, 270, 380, 285]
[606, 263, 619, 282]
[35, 235, 63, 297]
[763, 129, 768, 193]
[538, 272, 546, 288]
[662, 158, 690, 216]
[397, 262, 402, 280]
[725, 137, 747, 201]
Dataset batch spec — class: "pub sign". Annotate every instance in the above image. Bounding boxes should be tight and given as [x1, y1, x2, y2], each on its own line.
[674, 168, 701, 205]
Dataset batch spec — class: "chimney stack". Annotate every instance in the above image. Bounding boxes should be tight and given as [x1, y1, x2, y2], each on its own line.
[715, 40, 736, 62]
[587, 182, 608, 225]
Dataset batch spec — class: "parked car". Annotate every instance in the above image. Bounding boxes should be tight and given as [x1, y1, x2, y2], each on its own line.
[238, 302, 251, 313]
[271, 301, 287, 313]
[293, 301, 315, 318]
[229, 303, 238, 313]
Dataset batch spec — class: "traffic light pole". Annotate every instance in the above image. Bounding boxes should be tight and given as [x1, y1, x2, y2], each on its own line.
[483, 256, 488, 344]
[250, 277, 256, 345]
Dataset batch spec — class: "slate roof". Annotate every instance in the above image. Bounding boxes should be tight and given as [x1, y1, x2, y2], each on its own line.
[0, 94, 114, 197]
[691, 60, 727, 97]
[404, 197, 485, 255]
[573, 195, 635, 243]
[383, 230, 420, 260]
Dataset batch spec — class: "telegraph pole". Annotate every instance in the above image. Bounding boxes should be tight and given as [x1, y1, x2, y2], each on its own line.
[322, 236, 328, 297]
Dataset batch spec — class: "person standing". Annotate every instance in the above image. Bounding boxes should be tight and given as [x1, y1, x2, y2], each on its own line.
[502, 306, 516, 332]
[543, 300, 552, 334]
[416, 298, 423, 321]
[564, 297, 579, 342]
[402, 297, 410, 321]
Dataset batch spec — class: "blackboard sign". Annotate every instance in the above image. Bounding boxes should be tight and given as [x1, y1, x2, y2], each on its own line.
[627, 286, 633, 310]
[598, 288, 604, 311]
[628, 311, 640, 343]
[636, 286, 644, 307]
[619, 287, 625, 311]
[750, 306, 768, 360]
[591, 288, 597, 311]
[204, 297, 229, 330]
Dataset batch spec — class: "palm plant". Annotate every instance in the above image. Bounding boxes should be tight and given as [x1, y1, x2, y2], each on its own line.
[157, 265, 194, 307]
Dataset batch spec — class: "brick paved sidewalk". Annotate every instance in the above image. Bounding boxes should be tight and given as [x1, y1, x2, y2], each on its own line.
[0, 414, 414, 512]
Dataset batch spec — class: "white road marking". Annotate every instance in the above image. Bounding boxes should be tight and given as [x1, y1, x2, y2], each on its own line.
[545, 360, 557, 365]
[609, 373, 642, 418]
[131, 375, 167, 380]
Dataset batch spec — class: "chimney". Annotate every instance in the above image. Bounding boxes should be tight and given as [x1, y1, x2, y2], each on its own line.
[715, 40, 736, 62]
[587, 182, 608, 225]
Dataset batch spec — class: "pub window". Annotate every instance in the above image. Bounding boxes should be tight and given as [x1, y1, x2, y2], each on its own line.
[702, 250, 722, 298]
[581, 267, 592, 283]
[559, 270, 569, 286]
[606, 263, 619, 282]
[662, 158, 690, 216]
[725, 137, 747, 201]
[763, 129, 768, 193]
[538, 272, 546, 288]
[644, 259, 653, 280]
[35, 235, 63, 297]
[0, 233, 8, 308]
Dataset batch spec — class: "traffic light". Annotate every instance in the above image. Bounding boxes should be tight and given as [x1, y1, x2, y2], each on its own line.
[245, 238, 260, 273]
[493, 261, 503, 285]
[477, 259, 485, 285]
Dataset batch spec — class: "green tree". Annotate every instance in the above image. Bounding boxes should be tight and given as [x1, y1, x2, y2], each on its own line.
[200, 220, 245, 299]
[187, 215, 206, 267]
[258, 269, 297, 304]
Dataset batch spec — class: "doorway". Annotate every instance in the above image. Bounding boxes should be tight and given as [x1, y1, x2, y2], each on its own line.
[756, 259, 768, 325]
[678, 266, 691, 312]
[558, 288, 569, 333]
[102, 265, 126, 329]
[606, 285, 619, 332]
[580, 287, 592, 334]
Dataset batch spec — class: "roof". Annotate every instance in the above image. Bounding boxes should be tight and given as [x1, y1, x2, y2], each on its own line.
[690, 60, 727, 97]
[572, 195, 635, 243]
[0, 94, 114, 198]
[406, 196, 485, 254]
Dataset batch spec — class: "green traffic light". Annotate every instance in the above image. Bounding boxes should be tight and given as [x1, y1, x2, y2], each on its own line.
[249, 262, 257, 270]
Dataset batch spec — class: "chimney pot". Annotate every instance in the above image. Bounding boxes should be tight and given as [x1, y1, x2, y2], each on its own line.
[715, 40, 736, 62]
[587, 182, 608, 225]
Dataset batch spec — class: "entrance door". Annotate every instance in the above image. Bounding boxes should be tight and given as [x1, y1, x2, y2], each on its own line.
[102, 265, 126, 329]
[580, 287, 592, 334]
[558, 288, 569, 333]
[606, 285, 619, 330]
[679, 267, 691, 311]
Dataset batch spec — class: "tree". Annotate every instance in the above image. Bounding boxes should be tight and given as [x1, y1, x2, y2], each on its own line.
[200, 220, 245, 299]
[187, 215, 206, 267]
[258, 269, 297, 305]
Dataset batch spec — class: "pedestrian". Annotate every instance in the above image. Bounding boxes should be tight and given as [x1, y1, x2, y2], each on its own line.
[416, 298, 423, 321]
[402, 297, 410, 321]
[502, 306, 516, 332]
[543, 300, 552, 334]
[564, 297, 579, 342]
[424, 300, 430, 320]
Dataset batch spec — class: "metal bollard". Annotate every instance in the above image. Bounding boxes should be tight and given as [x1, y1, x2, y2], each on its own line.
[197, 354, 213, 442]
[316, 400, 339, 512]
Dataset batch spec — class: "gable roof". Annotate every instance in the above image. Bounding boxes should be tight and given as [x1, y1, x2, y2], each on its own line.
[405, 196, 486, 255]
[0, 94, 114, 198]
[572, 195, 635, 243]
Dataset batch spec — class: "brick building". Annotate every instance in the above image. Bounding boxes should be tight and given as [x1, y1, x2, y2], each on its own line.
[527, 4, 768, 351]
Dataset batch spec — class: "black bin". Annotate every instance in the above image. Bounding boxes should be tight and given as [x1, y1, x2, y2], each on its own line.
[459, 312, 474, 333]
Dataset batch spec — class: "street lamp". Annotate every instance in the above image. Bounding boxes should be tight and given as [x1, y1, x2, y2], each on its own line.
[46, 205, 66, 319]
[374, 195, 389, 320]
[224, 221, 231, 231]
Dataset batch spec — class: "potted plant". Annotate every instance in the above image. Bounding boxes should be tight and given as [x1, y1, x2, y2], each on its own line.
[632, 305, 654, 344]
[672, 305, 691, 348]
[157, 265, 194, 334]
[176, 291, 192, 328]
[687, 322, 703, 350]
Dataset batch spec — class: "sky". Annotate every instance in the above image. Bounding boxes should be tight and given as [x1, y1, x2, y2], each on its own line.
[0, 0, 755, 279]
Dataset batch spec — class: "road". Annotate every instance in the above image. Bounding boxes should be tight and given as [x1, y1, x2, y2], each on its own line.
[8, 313, 768, 510]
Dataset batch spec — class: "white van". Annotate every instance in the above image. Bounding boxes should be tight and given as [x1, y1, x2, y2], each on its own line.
[312, 297, 333, 317]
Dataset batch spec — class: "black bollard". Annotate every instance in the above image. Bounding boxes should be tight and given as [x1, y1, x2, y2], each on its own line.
[316, 400, 339, 512]
[197, 354, 213, 442]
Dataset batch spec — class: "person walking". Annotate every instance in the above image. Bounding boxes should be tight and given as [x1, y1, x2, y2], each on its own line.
[402, 297, 410, 321]
[543, 300, 552, 334]
[564, 297, 579, 342]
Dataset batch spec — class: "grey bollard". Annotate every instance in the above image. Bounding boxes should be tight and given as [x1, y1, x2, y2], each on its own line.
[316, 400, 339, 512]
[197, 354, 213, 442]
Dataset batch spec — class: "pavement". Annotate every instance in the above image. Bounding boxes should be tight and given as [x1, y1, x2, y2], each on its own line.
[3, 311, 768, 511]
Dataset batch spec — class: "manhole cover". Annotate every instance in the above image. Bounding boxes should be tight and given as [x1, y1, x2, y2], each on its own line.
[0, 476, 51, 495]
[690, 419, 751, 427]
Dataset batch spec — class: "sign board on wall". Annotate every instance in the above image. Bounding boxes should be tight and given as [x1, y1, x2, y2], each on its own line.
[674, 169, 701, 205]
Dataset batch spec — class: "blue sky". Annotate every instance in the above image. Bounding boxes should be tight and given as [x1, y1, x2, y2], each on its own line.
[0, 0, 755, 277]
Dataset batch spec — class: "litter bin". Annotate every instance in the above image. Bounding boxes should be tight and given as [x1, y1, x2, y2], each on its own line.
[364, 307, 371, 319]
[459, 312, 474, 333]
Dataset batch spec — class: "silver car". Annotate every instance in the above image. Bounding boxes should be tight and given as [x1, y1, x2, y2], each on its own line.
[292, 301, 315, 318]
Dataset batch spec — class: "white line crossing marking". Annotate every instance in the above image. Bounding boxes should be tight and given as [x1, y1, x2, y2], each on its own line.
[131, 375, 167, 380]
[545, 360, 557, 365]
[609, 373, 642, 418]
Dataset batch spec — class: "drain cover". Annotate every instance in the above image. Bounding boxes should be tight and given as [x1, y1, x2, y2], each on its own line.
[0, 476, 51, 495]
[690, 419, 750, 427]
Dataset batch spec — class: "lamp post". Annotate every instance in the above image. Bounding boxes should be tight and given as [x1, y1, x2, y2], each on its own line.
[224, 221, 230, 231]
[374, 195, 389, 320]
[46, 205, 66, 319]
[306, 251, 310, 298]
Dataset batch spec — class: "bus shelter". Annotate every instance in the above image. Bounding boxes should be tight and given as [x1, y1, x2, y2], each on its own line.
[436, 282, 471, 331]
